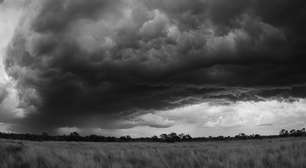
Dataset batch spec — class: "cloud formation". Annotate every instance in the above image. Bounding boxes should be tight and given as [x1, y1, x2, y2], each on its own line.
[56, 99, 306, 137]
[4, 0, 306, 133]
[0, 0, 27, 127]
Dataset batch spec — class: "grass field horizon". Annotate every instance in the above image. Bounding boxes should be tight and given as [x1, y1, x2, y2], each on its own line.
[1, 137, 306, 168]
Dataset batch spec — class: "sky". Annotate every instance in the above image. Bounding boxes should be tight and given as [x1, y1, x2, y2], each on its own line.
[0, 0, 306, 137]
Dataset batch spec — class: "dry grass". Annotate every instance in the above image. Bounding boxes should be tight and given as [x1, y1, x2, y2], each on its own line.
[0, 138, 306, 168]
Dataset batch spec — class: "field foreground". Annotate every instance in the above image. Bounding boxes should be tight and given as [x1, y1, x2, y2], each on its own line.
[0, 138, 306, 168]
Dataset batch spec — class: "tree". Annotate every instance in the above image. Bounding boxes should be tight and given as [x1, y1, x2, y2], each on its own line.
[290, 129, 296, 136]
[160, 134, 168, 140]
[120, 135, 132, 141]
[126, 135, 132, 140]
[70, 132, 80, 137]
[178, 133, 185, 140]
[168, 132, 180, 141]
[279, 129, 289, 137]
[254, 134, 261, 139]
[235, 133, 247, 139]
[182, 134, 192, 140]
[152, 135, 159, 142]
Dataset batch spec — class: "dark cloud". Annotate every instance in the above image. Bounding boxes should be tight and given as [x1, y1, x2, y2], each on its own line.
[4, 0, 306, 132]
[32, 0, 124, 34]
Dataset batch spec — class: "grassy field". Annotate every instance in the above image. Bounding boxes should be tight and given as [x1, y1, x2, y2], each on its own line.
[0, 138, 306, 168]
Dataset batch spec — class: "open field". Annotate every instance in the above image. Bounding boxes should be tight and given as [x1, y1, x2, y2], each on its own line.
[1, 138, 306, 168]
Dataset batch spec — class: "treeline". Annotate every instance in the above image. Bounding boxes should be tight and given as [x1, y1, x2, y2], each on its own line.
[279, 128, 306, 137]
[0, 128, 305, 142]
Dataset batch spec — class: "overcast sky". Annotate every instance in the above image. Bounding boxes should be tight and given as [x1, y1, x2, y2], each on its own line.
[1, 0, 306, 137]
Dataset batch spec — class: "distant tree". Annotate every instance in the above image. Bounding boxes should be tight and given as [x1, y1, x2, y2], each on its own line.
[119, 135, 132, 142]
[88, 135, 100, 141]
[301, 128, 306, 134]
[70, 132, 80, 137]
[279, 129, 289, 137]
[126, 135, 132, 140]
[168, 132, 180, 141]
[248, 134, 261, 139]
[290, 129, 296, 136]
[178, 133, 185, 140]
[159, 133, 180, 142]
[301, 128, 306, 136]
[217, 136, 225, 140]
[151, 135, 159, 142]
[183, 134, 192, 140]
[296, 129, 303, 136]
[68, 132, 81, 141]
[235, 133, 247, 139]
[3, 128, 306, 142]
[120, 136, 126, 141]
[254, 134, 261, 139]
[160, 134, 168, 141]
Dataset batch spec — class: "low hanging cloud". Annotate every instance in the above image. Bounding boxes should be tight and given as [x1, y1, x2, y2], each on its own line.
[157, 99, 306, 129]
[57, 98, 306, 137]
[3, 0, 306, 133]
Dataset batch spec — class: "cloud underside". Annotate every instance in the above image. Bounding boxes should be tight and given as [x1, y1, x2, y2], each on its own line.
[2, 0, 306, 133]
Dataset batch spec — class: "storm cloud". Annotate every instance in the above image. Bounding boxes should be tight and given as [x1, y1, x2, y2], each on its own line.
[4, 0, 306, 133]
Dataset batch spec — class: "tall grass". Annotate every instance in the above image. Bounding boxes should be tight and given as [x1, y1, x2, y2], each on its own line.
[0, 138, 306, 168]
